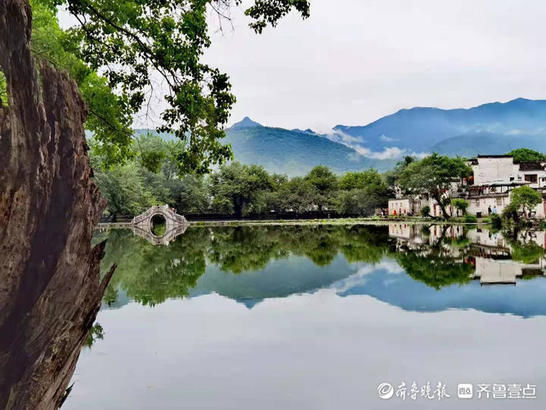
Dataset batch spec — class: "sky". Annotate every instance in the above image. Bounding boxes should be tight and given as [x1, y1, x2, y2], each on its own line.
[58, 0, 546, 132]
[202, 0, 546, 131]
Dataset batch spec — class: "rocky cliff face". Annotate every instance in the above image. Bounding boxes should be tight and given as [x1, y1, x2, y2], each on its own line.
[0, 0, 114, 408]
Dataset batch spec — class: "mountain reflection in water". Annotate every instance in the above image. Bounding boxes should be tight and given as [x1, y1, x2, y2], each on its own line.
[98, 223, 546, 317]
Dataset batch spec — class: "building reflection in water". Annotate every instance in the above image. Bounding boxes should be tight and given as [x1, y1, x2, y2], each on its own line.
[389, 223, 546, 286]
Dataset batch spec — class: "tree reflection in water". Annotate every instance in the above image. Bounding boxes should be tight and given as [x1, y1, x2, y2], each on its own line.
[100, 224, 546, 308]
[100, 225, 392, 306]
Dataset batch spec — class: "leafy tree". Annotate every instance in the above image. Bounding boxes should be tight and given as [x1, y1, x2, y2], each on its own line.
[510, 241, 545, 264]
[420, 205, 431, 217]
[339, 169, 383, 190]
[84, 323, 104, 348]
[31, 0, 134, 165]
[451, 198, 469, 215]
[336, 189, 378, 216]
[39, 0, 309, 173]
[507, 148, 546, 163]
[398, 154, 472, 219]
[168, 175, 211, 214]
[509, 185, 542, 220]
[501, 202, 520, 224]
[210, 162, 273, 217]
[384, 155, 415, 187]
[268, 177, 317, 213]
[337, 169, 390, 215]
[135, 133, 170, 173]
[93, 162, 156, 219]
[305, 165, 338, 211]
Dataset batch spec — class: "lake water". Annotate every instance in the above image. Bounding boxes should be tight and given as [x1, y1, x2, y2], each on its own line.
[66, 224, 546, 409]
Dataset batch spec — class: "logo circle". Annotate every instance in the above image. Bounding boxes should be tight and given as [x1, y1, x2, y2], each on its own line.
[377, 382, 394, 400]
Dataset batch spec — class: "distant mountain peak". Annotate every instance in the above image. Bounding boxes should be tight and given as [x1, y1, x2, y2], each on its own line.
[291, 128, 317, 135]
[231, 116, 263, 130]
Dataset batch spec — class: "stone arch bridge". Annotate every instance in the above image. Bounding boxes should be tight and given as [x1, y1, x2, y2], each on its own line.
[131, 205, 190, 245]
[97, 205, 190, 246]
[132, 205, 188, 232]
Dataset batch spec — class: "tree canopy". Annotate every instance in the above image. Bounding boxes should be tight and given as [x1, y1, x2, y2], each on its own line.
[507, 148, 546, 163]
[398, 153, 472, 218]
[31, 0, 134, 164]
[34, 0, 310, 172]
[304, 165, 338, 211]
[90, 135, 393, 219]
[510, 185, 542, 219]
[210, 162, 273, 217]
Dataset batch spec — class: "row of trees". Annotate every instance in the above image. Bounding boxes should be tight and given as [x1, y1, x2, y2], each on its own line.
[91, 133, 392, 219]
[92, 135, 546, 221]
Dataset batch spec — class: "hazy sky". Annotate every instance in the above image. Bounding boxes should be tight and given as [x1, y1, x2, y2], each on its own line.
[59, 0, 546, 131]
[203, 0, 546, 131]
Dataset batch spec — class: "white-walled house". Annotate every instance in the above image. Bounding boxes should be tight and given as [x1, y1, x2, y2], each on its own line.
[470, 155, 519, 186]
[467, 156, 546, 218]
[388, 198, 423, 216]
[388, 155, 546, 219]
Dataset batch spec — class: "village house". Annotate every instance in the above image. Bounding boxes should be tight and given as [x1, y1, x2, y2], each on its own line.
[388, 154, 546, 219]
[466, 155, 546, 218]
[387, 197, 423, 217]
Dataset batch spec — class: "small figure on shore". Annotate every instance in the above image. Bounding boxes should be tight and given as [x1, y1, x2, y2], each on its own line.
[488, 206, 492, 216]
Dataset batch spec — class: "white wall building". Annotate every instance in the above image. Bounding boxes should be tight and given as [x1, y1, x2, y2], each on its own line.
[467, 156, 546, 218]
[388, 155, 546, 219]
[470, 155, 519, 186]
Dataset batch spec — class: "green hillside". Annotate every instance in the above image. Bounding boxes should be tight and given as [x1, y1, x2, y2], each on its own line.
[430, 132, 546, 157]
[224, 123, 394, 176]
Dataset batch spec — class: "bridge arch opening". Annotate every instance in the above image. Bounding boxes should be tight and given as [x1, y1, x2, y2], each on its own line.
[150, 214, 167, 237]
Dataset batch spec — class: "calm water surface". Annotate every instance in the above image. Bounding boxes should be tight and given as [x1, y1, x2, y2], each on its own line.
[66, 224, 546, 409]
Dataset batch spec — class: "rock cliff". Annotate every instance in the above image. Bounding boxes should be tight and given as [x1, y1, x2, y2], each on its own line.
[0, 0, 114, 408]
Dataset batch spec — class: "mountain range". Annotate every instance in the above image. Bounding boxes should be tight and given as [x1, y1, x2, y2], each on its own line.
[332, 97, 546, 157]
[139, 98, 546, 176]
[222, 119, 393, 176]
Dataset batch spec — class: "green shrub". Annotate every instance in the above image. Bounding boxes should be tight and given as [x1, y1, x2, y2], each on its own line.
[464, 214, 477, 223]
[451, 198, 469, 215]
[490, 214, 502, 229]
[420, 205, 430, 217]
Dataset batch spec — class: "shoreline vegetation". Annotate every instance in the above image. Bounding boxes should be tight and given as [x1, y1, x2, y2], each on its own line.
[96, 216, 494, 229]
[93, 134, 546, 229]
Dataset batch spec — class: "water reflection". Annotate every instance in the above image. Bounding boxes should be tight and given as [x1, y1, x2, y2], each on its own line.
[63, 223, 546, 409]
[68, 293, 546, 410]
[99, 224, 546, 316]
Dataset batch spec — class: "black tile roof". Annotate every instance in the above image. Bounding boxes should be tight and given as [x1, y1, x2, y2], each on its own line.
[519, 161, 545, 171]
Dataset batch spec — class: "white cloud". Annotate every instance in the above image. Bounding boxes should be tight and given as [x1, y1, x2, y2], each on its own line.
[322, 129, 429, 160]
[330, 259, 405, 293]
[380, 135, 398, 142]
[357, 146, 405, 160]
